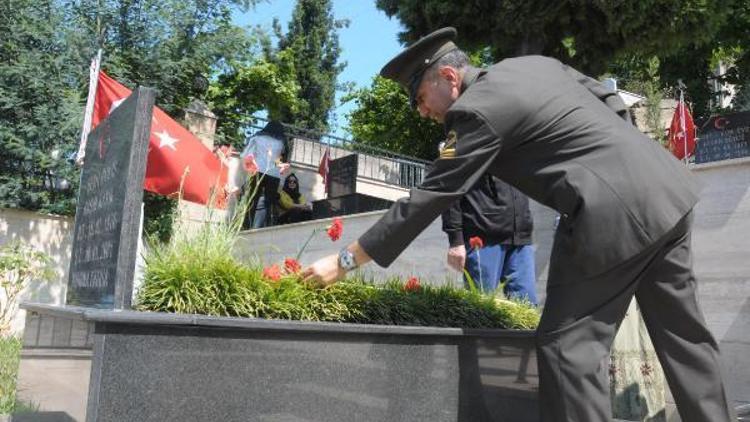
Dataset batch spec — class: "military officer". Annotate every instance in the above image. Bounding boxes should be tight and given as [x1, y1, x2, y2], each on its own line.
[302, 27, 735, 421]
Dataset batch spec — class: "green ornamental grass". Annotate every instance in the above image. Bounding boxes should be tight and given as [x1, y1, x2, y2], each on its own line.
[0, 336, 21, 414]
[137, 172, 539, 330]
[136, 217, 539, 329]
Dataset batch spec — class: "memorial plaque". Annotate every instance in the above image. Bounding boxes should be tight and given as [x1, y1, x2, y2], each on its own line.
[695, 111, 750, 164]
[327, 154, 358, 197]
[66, 88, 155, 309]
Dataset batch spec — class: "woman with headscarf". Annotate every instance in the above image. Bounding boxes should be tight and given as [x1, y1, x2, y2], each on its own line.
[277, 173, 313, 224]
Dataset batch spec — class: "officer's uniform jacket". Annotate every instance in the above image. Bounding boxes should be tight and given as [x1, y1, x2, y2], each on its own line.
[441, 174, 533, 247]
[359, 56, 700, 283]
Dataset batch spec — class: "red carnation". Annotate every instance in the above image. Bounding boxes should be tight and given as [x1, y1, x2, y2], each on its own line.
[469, 236, 484, 250]
[404, 276, 421, 292]
[284, 257, 301, 274]
[262, 264, 281, 281]
[327, 217, 343, 241]
[243, 153, 259, 176]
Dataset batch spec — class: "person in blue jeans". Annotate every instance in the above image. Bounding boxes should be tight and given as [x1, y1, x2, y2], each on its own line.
[441, 171, 537, 305]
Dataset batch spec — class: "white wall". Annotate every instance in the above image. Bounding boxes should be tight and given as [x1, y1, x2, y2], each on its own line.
[687, 157, 750, 409]
[0, 209, 73, 334]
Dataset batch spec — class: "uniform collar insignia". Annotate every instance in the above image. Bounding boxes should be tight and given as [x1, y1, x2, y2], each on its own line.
[439, 130, 458, 159]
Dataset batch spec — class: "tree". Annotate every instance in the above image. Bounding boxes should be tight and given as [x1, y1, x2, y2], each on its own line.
[68, 0, 257, 116]
[2, 0, 263, 243]
[375, 0, 732, 76]
[273, 0, 348, 133]
[712, 0, 750, 110]
[208, 39, 302, 148]
[344, 50, 494, 161]
[0, 241, 53, 336]
[344, 76, 443, 161]
[0, 0, 84, 215]
[609, 0, 749, 119]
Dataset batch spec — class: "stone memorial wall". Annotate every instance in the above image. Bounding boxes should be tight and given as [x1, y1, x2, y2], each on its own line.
[695, 111, 750, 164]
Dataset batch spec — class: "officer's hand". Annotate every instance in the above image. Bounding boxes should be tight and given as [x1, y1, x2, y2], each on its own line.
[302, 254, 346, 287]
[447, 245, 466, 272]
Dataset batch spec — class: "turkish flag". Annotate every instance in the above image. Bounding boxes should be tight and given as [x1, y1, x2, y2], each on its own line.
[667, 101, 696, 160]
[92, 71, 227, 207]
[318, 147, 330, 193]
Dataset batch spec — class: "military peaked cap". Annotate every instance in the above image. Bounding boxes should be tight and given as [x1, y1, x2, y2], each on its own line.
[380, 27, 458, 108]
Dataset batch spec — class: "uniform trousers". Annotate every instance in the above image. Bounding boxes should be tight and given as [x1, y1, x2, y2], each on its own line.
[536, 211, 735, 421]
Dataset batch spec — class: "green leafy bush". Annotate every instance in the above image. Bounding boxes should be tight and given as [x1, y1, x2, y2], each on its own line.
[0, 242, 53, 336]
[136, 216, 539, 329]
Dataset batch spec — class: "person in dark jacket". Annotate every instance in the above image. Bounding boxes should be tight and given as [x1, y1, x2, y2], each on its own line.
[441, 172, 537, 304]
[303, 27, 735, 421]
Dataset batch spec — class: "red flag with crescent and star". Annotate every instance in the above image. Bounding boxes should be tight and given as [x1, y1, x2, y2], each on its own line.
[91, 71, 227, 207]
[667, 100, 696, 161]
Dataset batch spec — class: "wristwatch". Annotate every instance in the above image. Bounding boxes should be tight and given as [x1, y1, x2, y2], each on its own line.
[338, 248, 358, 271]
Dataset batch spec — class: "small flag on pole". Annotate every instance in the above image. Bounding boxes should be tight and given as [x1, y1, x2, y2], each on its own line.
[318, 146, 331, 194]
[667, 94, 696, 163]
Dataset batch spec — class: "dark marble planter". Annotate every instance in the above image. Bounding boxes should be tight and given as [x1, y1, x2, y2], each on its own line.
[14, 303, 539, 422]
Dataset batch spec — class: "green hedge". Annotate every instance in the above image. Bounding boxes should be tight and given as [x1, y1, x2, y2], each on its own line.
[136, 221, 539, 330]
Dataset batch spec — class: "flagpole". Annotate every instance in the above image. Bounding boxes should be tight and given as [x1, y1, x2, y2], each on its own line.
[76, 49, 103, 165]
[325, 143, 330, 200]
[680, 89, 688, 165]
[675, 79, 690, 166]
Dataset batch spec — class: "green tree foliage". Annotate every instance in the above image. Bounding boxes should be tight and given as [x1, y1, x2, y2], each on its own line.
[141, 191, 178, 243]
[274, 0, 348, 133]
[0, 241, 53, 336]
[609, 0, 749, 119]
[344, 76, 442, 161]
[344, 51, 495, 161]
[377, 0, 750, 120]
[69, 0, 257, 116]
[209, 0, 349, 146]
[375, 0, 731, 76]
[208, 39, 302, 148]
[0, 0, 84, 215]
[713, 1, 750, 109]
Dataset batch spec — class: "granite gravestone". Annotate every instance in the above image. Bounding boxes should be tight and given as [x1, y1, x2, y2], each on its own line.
[313, 153, 393, 218]
[695, 111, 750, 164]
[327, 154, 358, 197]
[66, 87, 155, 309]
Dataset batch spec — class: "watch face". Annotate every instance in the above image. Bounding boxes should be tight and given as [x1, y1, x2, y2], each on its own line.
[339, 249, 356, 270]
